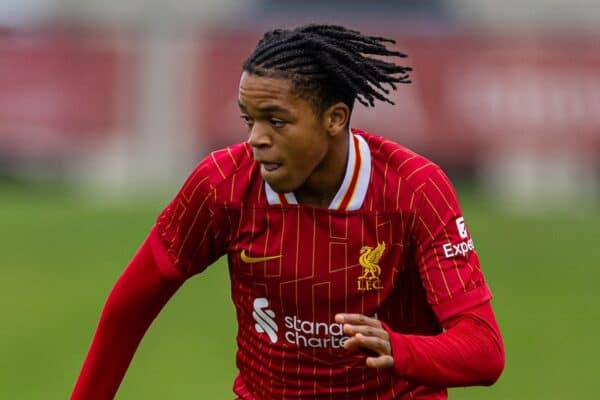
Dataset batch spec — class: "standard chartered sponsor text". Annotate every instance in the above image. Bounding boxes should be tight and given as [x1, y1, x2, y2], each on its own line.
[253, 298, 350, 348]
[283, 315, 349, 348]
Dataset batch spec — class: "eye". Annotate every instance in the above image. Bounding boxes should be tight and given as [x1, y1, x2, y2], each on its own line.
[240, 115, 253, 127]
[270, 118, 287, 128]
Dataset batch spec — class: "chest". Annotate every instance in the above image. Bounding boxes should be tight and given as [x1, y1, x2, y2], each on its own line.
[227, 207, 413, 312]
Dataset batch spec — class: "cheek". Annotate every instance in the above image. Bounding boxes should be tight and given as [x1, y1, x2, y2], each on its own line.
[290, 133, 327, 168]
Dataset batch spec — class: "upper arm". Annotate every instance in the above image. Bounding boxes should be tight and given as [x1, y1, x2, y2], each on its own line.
[154, 158, 229, 279]
[412, 167, 491, 322]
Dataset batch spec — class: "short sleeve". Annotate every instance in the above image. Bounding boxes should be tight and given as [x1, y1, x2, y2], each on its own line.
[412, 167, 491, 322]
[152, 157, 229, 279]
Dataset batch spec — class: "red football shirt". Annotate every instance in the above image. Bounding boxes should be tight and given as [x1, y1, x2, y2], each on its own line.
[153, 129, 491, 399]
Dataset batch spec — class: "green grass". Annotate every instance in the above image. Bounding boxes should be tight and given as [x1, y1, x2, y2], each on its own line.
[1, 185, 598, 399]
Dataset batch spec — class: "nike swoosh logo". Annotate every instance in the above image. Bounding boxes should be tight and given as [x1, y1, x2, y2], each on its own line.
[240, 250, 282, 264]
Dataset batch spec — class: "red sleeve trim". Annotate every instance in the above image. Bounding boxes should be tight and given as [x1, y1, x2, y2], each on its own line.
[432, 284, 492, 322]
[149, 226, 184, 280]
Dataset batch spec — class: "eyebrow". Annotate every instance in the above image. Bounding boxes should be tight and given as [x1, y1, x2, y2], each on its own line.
[238, 100, 289, 115]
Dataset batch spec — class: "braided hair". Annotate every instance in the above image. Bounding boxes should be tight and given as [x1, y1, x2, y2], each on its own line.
[243, 24, 412, 115]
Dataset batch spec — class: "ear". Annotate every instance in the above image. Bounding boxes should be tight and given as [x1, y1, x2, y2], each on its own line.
[322, 102, 350, 137]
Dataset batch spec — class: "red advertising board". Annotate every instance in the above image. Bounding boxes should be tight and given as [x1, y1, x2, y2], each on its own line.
[0, 27, 137, 157]
[195, 30, 600, 167]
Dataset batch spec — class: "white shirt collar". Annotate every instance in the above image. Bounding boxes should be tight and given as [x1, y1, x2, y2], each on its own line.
[264, 130, 371, 210]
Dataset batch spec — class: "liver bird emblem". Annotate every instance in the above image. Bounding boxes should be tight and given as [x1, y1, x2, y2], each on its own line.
[359, 242, 386, 279]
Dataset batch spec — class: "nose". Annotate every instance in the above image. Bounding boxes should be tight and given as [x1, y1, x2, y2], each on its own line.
[247, 123, 272, 149]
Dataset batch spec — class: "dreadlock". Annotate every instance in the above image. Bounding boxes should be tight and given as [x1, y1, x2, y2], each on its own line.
[243, 24, 412, 114]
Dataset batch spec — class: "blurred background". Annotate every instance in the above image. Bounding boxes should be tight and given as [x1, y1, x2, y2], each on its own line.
[1, 1, 598, 399]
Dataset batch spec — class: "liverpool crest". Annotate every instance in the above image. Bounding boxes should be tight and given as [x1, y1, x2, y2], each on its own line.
[357, 242, 386, 291]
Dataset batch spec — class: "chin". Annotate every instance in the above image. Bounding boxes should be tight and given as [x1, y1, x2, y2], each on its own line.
[267, 182, 295, 194]
[264, 176, 297, 194]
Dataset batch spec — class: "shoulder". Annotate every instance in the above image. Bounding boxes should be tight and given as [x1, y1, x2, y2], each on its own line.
[353, 128, 444, 197]
[199, 142, 255, 186]
[156, 142, 255, 242]
[182, 142, 257, 199]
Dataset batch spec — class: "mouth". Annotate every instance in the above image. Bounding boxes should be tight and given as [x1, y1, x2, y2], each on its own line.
[261, 162, 282, 172]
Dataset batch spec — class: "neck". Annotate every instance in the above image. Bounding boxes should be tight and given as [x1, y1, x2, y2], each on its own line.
[294, 130, 349, 208]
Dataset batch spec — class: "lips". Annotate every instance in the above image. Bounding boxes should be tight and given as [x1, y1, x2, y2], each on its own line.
[262, 162, 281, 172]
[255, 156, 282, 171]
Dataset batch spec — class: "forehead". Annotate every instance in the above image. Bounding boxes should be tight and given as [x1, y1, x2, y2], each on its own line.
[238, 72, 301, 110]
